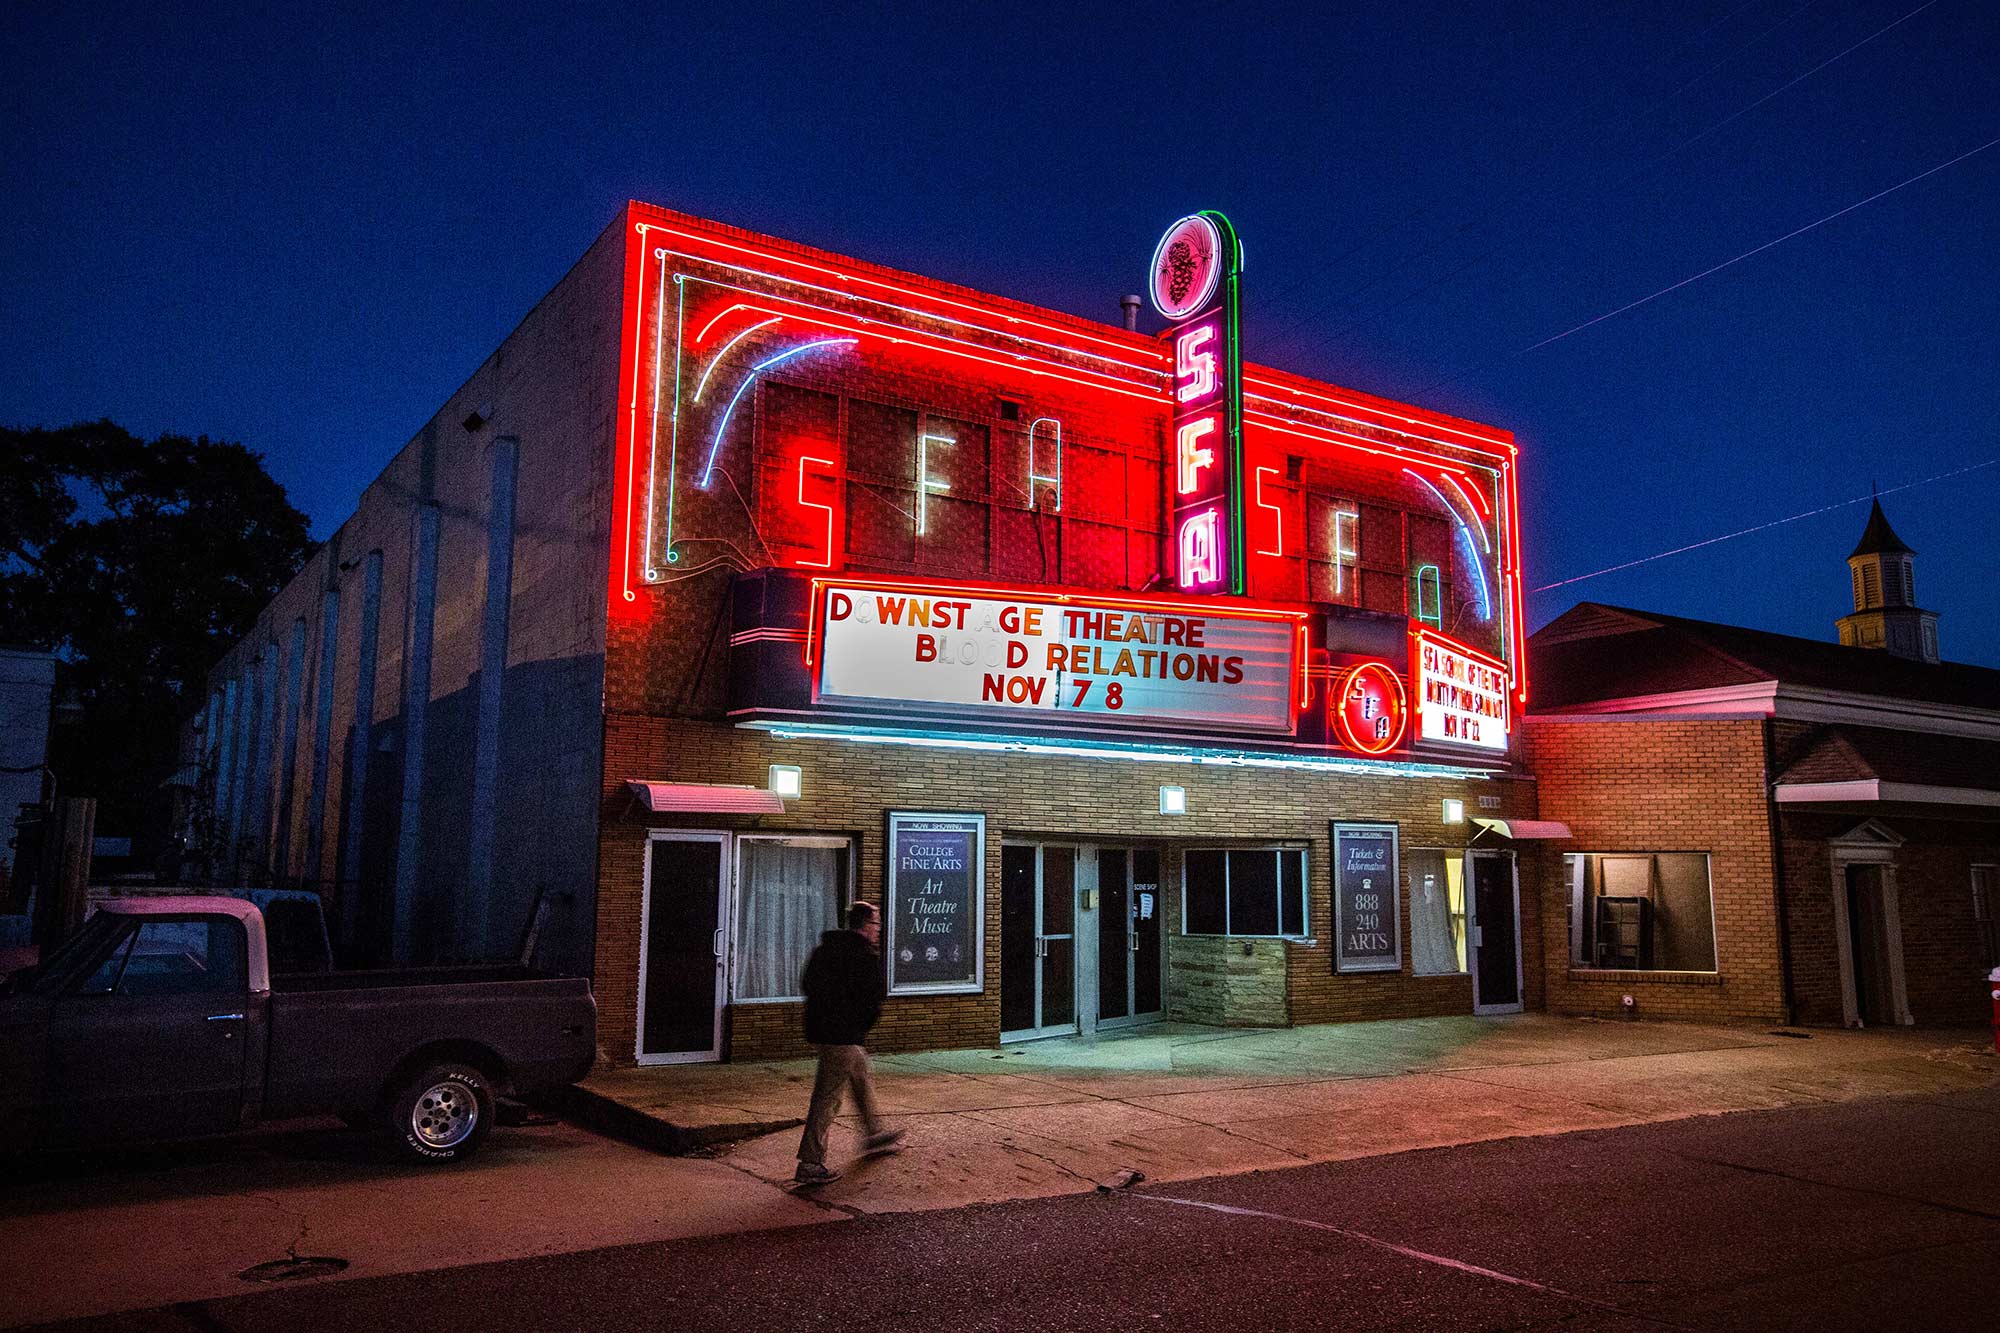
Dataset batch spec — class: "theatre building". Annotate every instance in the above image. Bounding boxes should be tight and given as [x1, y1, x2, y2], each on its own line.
[189, 203, 1543, 1066]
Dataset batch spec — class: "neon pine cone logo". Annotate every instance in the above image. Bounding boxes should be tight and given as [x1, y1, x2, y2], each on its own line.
[1165, 238, 1200, 305]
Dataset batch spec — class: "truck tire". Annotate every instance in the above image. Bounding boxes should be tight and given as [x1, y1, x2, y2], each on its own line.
[385, 1063, 494, 1163]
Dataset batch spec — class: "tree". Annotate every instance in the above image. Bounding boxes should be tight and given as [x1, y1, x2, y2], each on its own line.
[0, 421, 313, 853]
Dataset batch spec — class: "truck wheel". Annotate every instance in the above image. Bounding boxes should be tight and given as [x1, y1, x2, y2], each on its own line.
[385, 1063, 494, 1163]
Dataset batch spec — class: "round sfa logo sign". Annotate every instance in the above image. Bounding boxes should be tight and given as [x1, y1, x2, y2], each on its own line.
[1149, 214, 1224, 320]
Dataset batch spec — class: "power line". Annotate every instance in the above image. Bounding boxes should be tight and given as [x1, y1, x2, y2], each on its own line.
[1253, 0, 1826, 350]
[1516, 129, 2000, 355]
[1271, 0, 1943, 365]
[1407, 127, 2000, 398]
[1530, 458, 1998, 593]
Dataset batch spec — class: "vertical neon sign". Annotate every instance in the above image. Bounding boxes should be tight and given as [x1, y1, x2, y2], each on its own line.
[1152, 212, 1246, 596]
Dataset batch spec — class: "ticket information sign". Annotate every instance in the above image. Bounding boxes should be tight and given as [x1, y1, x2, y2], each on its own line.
[885, 811, 984, 995]
[816, 582, 1301, 736]
[1412, 627, 1510, 752]
[1332, 822, 1402, 974]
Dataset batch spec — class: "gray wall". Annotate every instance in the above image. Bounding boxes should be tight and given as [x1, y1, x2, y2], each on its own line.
[188, 216, 625, 973]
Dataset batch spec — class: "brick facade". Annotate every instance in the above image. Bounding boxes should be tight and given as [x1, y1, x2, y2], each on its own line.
[595, 712, 1542, 1064]
[1520, 716, 1787, 1024]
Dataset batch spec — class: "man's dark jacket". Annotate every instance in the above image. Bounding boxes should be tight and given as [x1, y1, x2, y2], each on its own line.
[801, 929, 885, 1045]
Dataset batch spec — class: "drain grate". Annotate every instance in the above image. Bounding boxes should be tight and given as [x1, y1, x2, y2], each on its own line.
[237, 1256, 349, 1283]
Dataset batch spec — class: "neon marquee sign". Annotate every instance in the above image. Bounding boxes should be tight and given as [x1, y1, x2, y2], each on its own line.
[1153, 212, 1247, 597]
[811, 577, 1305, 736]
[613, 206, 1529, 707]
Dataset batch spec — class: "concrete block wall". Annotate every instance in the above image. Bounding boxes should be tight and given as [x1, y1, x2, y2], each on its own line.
[1520, 715, 1786, 1024]
[596, 712, 1541, 1064]
[1169, 936, 1289, 1027]
[191, 214, 626, 972]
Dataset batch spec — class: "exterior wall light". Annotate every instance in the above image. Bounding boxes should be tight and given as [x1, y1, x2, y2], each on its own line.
[768, 764, 803, 800]
[1441, 798, 1465, 824]
[1159, 785, 1187, 816]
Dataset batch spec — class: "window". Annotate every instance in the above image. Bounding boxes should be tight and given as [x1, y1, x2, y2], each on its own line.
[1563, 853, 1717, 972]
[1974, 865, 1999, 970]
[1182, 847, 1308, 938]
[76, 918, 247, 997]
[1405, 849, 1468, 975]
[732, 835, 852, 1002]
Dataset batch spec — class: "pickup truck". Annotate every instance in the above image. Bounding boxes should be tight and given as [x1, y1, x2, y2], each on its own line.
[0, 896, 595, 1163]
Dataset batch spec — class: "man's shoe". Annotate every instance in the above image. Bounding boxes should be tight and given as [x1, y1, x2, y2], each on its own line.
[793, 1162, 842, 1186]
[862, 1129, 906, 1155]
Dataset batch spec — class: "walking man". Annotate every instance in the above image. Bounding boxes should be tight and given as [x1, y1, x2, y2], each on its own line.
[795, 900, 903, 1185]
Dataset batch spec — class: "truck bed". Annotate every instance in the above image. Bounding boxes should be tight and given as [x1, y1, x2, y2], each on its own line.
[262, 969, 595, 1119]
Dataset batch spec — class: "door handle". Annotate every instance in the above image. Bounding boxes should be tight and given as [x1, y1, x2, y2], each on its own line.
[713, 928, 724, 959]
[206, 1013, 245, 1022]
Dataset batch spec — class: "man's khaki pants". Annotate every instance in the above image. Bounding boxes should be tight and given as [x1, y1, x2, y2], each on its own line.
[797, 1043, 882, 1166]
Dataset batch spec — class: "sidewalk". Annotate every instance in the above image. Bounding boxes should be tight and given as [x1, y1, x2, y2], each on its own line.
[574, 1015, 1997, 1214]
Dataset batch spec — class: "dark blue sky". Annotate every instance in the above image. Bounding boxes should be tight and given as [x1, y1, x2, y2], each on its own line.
[7, 2, 1997, 664]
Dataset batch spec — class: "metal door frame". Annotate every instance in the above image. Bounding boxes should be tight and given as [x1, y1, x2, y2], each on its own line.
[1094, 845, 1164, 1031]
[1468, 848, 1524, 1016]
[1001, 841, 1080, 1042]
[636, 830, 730, 1065]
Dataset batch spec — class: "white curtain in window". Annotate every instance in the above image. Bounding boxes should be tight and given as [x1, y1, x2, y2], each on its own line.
[736, 840, 841, 1000]
[1409, 851, 1464, 976]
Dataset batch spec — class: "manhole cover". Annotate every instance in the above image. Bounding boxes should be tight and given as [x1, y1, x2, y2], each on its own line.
[237, 1257, 349, 1283]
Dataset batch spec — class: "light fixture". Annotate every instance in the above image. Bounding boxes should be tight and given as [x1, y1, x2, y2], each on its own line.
[1159, 785, 1187, 816]
[1441, 798, 1465, 825]
[767, 764, 803, 800]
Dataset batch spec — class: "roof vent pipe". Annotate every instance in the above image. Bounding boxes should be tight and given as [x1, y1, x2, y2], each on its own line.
[1120, 295, 1141, 331]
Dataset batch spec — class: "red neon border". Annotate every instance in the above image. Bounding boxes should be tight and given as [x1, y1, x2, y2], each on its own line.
[611, 204, 1529, 694]
[1331, 661, 1408, 755]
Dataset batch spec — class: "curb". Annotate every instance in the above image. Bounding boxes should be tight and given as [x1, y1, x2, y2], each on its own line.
[548, 1084, 803, 1156]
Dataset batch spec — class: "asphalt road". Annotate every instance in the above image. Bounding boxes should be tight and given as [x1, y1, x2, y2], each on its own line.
[29, 1083, 2000, 1333]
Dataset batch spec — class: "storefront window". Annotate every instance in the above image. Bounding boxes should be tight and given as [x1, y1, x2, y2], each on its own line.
[1564, 852, 1716, 972]
[733, 835, 852, 1001]
[1405, 849, 1467, 976]
[1182, 847, 1308, 938]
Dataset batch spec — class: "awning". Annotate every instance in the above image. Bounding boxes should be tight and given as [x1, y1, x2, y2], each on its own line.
[625, 781, 785, 814]
[1471, 817, 1572, 840]
[160, 762, 201, 789]
[1775, 780, 2000, 810]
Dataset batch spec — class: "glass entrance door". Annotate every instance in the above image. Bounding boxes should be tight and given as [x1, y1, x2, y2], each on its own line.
[637, 832, 728, 1063]
[1469, 850, 1522, 1014]
[1096, 848, 1164, 1029]
[1001, 843, 1078, 1040]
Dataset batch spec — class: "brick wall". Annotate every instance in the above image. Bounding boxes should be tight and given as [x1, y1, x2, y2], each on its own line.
[1520, 716, 1786, 1024]
[1776, 801, 1998, 1027]
[597, 712, 1543, 1063]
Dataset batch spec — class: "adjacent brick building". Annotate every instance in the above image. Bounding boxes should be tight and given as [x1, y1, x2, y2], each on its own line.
[190, 203, 1549, 1066]
[1525, 505, 2000, 1029]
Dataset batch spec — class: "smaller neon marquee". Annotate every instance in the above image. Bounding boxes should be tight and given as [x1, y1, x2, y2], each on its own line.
[1411, 626, 1510, 752]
